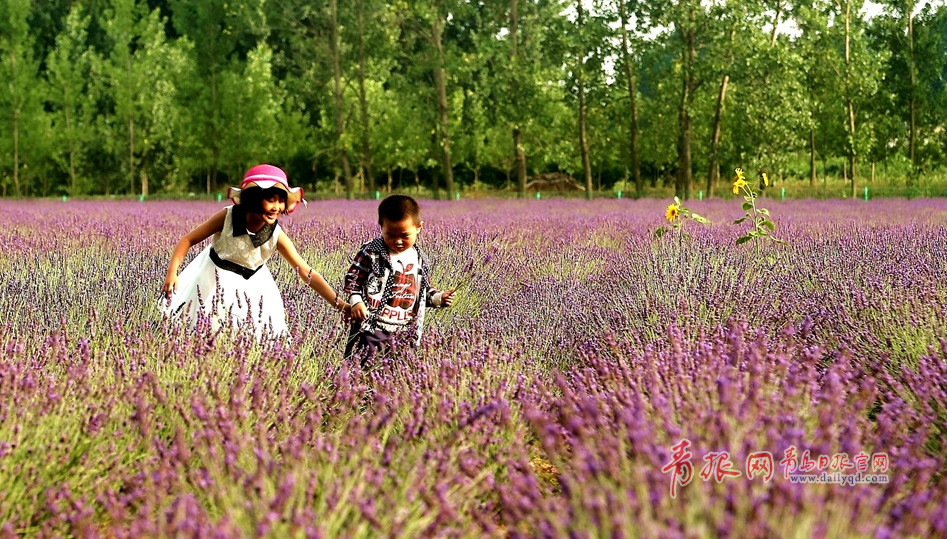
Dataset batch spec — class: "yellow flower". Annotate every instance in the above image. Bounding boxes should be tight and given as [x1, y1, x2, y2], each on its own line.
[732, 177, 747, 194]
[762, 172, 769, 186]
[665, 203, 680, 222]
[734, 168, 745, 181]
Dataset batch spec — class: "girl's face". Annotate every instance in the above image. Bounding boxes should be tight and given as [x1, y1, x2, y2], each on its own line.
[381, 216, 422, 254]
[257, 192, 285, 225]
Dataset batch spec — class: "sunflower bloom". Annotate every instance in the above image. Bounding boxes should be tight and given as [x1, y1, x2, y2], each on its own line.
[734, 168, 745, 181]
[733, 178, 747, 194]
[666, 203, 680, 222]
[762, 173, 769, 186]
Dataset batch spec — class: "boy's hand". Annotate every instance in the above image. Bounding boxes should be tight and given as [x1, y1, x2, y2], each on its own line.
[350, 302, 368, 321]
[441, 288, 456, 307]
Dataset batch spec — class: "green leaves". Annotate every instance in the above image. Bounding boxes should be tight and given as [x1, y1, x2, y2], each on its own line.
[654, 196, 710, 245]
[731, 167, 786, 255]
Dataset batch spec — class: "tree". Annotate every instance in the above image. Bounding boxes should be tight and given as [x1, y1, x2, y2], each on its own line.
[615, 0, 643, 197]
[828, 0, 887, 196]
[637, 0, 711, 200]
[414, 0, 458, 198]
[216, 44, 298, 182]
[45, 4, 94, 196]
[575, 0, 594, 198]
[97, 0, 187, 196]
[328, 0, 355, 198]
[873, 1, 947, 180]
[0, 0, 49, 196]
[353, 0, 384, 194]
[169, 0, 265, 193]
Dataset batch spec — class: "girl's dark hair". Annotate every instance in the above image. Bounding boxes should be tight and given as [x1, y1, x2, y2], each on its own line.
[238, 186, 288, 214]
[378, 194, 421, 225]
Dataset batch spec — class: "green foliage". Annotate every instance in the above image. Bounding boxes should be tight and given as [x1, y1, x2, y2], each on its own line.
[731, 168, 785, 264]
[653, 196, 710, 245]
[0, 0, 52, 196]
[45, 5, 94, 196]
[1, 0, 947, 196]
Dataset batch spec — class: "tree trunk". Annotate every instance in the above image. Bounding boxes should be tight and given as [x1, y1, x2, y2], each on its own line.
[707, 74, 729, 197]
[208, 71, 219, 195]
[356, 0, 376, 194]
[513, 128, 527, 195]
[126, 53, 136, 195]
[66, 107, 78, 196]
[576, 1, 593, 199]
[843, 0, 857, 198]
[510, 0, 527, 198]
[431, 16, 453, 199]
[10, 48, 21, 196]
[676, 15, 697, 201]
[617, 0, 642, 198]
[907, 6, 917, 183]
[330, 0, 354, 199]
[770, 1, 784, 46]
[127, 113, 135, 195]
[809, 128, 817, 186]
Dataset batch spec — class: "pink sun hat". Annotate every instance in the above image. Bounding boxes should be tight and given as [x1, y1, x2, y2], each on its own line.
[227, 164, 305, 213]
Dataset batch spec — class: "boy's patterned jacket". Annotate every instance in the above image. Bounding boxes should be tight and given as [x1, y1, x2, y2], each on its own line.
[343, 237, 445, 344]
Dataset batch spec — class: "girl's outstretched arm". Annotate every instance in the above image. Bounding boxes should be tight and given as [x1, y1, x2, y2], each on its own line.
[277, 234, 349, 312]
[162, 208, 227, 296]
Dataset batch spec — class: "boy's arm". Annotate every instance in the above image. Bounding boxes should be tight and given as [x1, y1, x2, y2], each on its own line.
[343, 246, 373, 305]
[427, 286, 456, 308]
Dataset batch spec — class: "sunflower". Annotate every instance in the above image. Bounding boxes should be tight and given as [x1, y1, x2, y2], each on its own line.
[762, 172, 769, 186]
[666, 203, 680, 222]
[732, 177, 747, 194]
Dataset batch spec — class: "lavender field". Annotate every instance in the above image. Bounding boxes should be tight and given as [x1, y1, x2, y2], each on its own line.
[1, 197, 945, 537]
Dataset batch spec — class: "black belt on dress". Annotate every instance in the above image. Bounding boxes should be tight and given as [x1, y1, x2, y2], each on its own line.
[209, 248, 262, 280]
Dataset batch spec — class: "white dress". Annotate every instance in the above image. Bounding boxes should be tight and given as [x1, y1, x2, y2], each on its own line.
[162, 206, 288, 339]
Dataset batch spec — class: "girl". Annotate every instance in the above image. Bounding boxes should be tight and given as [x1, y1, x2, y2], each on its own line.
[162, 164, 347, 338]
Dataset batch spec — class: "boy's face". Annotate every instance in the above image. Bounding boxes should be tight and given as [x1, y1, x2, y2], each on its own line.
[380, 216, 422, 254]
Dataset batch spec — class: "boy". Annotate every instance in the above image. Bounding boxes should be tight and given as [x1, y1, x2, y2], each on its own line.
[344, 194, 455, 364]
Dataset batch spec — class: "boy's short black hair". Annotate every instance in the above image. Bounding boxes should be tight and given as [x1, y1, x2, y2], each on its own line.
[378, 194, 421, 225]
[238, 186, 289, 214]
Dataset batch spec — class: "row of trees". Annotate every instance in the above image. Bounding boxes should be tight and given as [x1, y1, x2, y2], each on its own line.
[1, 0, 945, 199]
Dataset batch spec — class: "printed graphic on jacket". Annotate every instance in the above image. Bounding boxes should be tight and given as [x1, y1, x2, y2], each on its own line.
[365, 249, 420, 329]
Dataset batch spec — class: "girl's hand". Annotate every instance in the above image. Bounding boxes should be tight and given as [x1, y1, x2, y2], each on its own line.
[350, 302, 368, 321]
[162, 274, 178, 297]
[441, 288, 456, 307]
